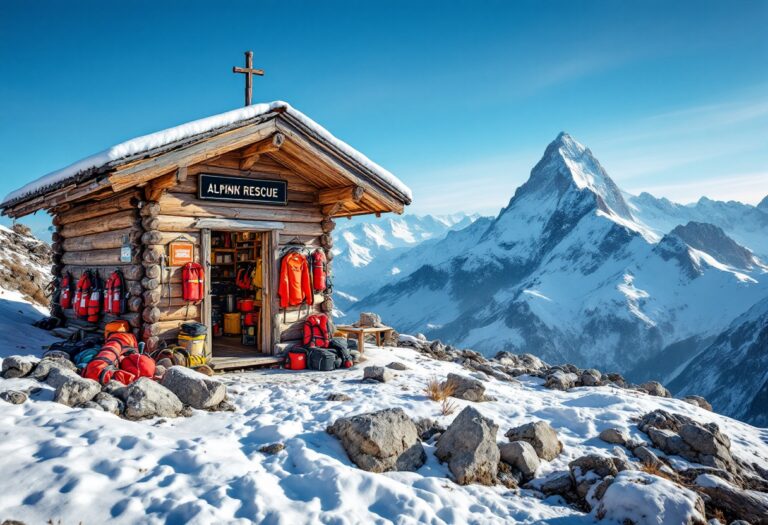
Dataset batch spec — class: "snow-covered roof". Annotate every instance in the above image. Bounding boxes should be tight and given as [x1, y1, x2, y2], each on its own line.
[1, 101, 412, 208]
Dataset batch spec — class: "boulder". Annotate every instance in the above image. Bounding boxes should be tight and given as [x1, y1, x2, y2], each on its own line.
[386, 362, 408, 371]
[499, 440, 540, 480]
[54, 376, 101, 407]
[259, 443, 285, 455]
[639, 381, 672, 398]
[633, 446, 664, 469]
[103, 380, 128, 401]
[327, 393, 352, 402]
[493, 352, 548, 375]
[31, 357, 76, 382]
[580, 369, 602, 387]
[540, 471, 575, 497]
[444, 373, 486, 402]
[1, 355, 39, 378]
[599, 428, 630, 446]
[414, 417, 445, 441]
[435, 406, 499, 485]
[358, 312, 382, 327]
[0, 390, 28, 404]
[327, 408, 425, 472]
[682, 395, 713, 411]
[93, 392, 123, 415]
[595, 471, 706, 525]
[505, 421, 563, 461]
[544, 370, 578, 390]
[45, 366, 80, 390]
[363, 366, 393, 383]
[605, 372, 628, 388]
[161, 366, 226, 410]
[122, 378, 183, 420]
[570, 454, 620, 500]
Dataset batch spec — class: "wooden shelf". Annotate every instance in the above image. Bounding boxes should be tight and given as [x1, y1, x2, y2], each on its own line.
[213, 248, 236, 252]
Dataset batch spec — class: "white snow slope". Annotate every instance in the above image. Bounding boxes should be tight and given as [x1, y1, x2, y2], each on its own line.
[2, 331, 768, 524]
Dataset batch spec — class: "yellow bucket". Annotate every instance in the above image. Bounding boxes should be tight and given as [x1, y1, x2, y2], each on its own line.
[178, 333, 207, 358]
[223, 313, 241, 336]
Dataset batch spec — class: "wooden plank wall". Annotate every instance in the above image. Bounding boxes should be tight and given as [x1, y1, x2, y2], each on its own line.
[51, 190, 144, 335]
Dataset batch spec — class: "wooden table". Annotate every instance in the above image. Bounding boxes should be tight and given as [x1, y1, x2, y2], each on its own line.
[335, 325, 394, 353]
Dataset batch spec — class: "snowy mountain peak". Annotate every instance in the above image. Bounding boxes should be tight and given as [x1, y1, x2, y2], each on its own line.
[758, 195, 768, 211]
[521, 132, 634, 222]
[670, 221, 760, 270]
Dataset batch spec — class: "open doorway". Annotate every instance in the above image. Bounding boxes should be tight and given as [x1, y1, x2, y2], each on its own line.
[208, 230, 267, 363]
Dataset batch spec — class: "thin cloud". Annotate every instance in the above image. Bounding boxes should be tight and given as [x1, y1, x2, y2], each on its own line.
[627, 172, 768, 205]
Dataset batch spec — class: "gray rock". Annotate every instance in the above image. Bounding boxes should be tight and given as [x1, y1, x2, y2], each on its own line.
[363, 366, 393, 383]
[93, 392, 123, 415]
[544, 370, 578, 390]
[160, 366, 226, 410]
[45, 366, 79, 390]
[416, 333, 427, 341]
[358, 312, 382, 327]
[103, 380, 128, 401]
[386, 362, 408, 371]
[639, 381, 672, 397]
[505, 420, 563, 461]
[444, 373, 486, 402]
[1, 355, 39, 379]
[327, 393, 352, 402]
[540, 471, 574, 496]
[569, 454, 619, 500]
[605, 372, 627, 388]
[0, 390, 28, 404]
[493, 352, 549, 375]
[78, 401, 105, 412]
[633, 446, 664, 468]
[647, 427, 693, 456]
[611, 456, 633, 473]
[435, 406, 499, 485]
[259, 443, 285, 455]
[694, 474, 768, 524]
[328, 408, 425, 472]
[54, 376, 101, 407]
[682, 395, 713, 411]
[414, 417, 445, 441]
[679, 423, 730, 457]
[580, 369, 602, 387]
[123, 378, 183, 420]
[599, 428, 630, 446]
[216, 399, 236, 412]
[591, 475, 614, 503]
[499, 440, 540, 480]
[33, 358, 76, 383]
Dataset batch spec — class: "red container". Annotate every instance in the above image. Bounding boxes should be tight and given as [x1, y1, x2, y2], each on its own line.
[285, 350, 307, 370]
[238, 299, 255, 312]
[243, 312, 257, 326]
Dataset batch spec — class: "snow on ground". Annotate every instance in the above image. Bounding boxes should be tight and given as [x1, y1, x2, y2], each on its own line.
[2, 331, 768, 524]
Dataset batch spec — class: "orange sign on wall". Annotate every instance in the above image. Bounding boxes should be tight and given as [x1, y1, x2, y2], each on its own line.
[169, 241, 194, 266]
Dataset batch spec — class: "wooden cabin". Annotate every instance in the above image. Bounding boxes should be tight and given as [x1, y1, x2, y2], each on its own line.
[0, 102, 412, 369]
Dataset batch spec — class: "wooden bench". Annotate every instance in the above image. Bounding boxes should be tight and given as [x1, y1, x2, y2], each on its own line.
[335, 325, 394, 354]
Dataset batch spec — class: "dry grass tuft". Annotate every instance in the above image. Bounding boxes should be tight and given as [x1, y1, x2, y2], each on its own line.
[440, 397, 458, 416]
[423, 376, 456, 402]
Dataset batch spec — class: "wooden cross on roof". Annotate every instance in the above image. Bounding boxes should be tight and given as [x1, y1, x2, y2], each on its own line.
[232, 51, 264, 107]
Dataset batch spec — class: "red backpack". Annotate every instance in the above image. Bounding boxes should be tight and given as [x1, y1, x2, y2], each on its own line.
[182, 262, 204, 302]
[59, 272, 74, 309]
[303, 314, 331, 348]
[311, 250, 327, 292]
[103, 270, 126, 315]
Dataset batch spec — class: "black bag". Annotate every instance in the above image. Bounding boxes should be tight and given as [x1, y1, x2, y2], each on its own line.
[308, 347, 337, 371]
[328, 338, 353, 368]
[181, 322, 207, 336]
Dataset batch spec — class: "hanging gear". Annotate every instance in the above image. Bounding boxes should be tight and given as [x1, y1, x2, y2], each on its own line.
[310, 250, 327, 292]
[86, 272, 103, 323]
[182, 262, 205, 302]
[279, 250, 313, 309]
[103, 270, 127, 315]
[74, 271, 93, 319]
[59, 271, 74, 309]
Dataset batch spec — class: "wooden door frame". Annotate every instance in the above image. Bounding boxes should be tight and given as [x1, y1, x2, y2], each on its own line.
[198, 223, 282, 356]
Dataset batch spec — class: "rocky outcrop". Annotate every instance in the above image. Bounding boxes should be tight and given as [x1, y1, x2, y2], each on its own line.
[681, 395, 712, 411]
[435, 406, 499, 485]
[638, 381, 672, 398]
[569, 454, 620, 502]
[544, 370, 578, 390]
[505, 421, 562, 461]
[161, 366, 226, 410]
[327, 408, 426, 473]
[54, 376, 101, 407]
[694, 474, 768, 524]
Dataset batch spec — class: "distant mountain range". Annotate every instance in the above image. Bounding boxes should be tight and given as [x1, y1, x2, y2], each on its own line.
[333, 132, 768, 424]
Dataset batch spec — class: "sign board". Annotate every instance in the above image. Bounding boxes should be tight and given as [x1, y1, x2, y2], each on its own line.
[198, 173, 287, 205]
[169, 241, 194, 266]
[120, 245, 132, 263]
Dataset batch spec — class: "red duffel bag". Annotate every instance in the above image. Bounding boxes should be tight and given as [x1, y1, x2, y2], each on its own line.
[119, 353, 156, 381]
[83, 332, 139, 385]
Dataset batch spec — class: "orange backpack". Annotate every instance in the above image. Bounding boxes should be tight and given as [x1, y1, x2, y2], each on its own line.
[182, 262, 204, 302]
[303, 314, 331, 348]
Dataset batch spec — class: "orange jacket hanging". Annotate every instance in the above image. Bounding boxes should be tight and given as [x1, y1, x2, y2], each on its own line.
[279, 252, 313, 308]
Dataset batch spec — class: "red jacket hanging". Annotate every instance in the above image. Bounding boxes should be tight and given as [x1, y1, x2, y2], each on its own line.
[279, 251, 313, 308]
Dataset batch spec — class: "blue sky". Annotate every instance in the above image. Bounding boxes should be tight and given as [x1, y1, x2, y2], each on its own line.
[1, 0, 766, 236]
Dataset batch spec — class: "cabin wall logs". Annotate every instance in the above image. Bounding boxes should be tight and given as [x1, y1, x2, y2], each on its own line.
[51, 190, 144, 335]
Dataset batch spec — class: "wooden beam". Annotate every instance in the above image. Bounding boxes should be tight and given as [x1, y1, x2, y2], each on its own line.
[239, 133, 285, 170]
[317, 185, 364, 206]
[108, 120, 278, 193]
[144, 166, 188, 201]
